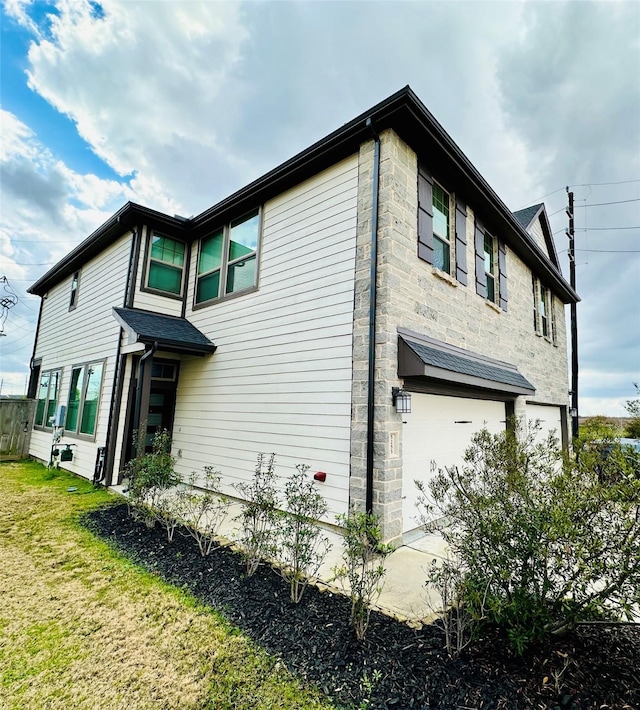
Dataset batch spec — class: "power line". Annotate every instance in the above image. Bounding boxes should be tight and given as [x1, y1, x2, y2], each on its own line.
[571, 179, 640, 187]
[580, 226, 639, 231]
[553, 226, 640, 235]
[518, 180, 640, 210]
[578, 248, 640, 253]
[549, 197, 640, 216]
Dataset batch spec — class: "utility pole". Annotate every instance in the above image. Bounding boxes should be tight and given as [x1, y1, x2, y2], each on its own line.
[566, 188, 579, 438]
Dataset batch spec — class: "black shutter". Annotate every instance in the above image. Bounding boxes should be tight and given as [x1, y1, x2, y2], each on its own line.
[417, 165, 434, 264]
[455, 198, 467, 285]
[498, 239, 508, 311]
[475, 218, 487, 297]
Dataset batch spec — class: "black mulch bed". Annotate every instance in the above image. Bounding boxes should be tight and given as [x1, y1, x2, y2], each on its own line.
[82, 503, 640, 710]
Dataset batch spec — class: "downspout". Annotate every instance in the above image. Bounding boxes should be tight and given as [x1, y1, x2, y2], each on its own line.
[102, 227, 139, 486]
[365, 118, 380, 514]
[133, 341, 158, 434]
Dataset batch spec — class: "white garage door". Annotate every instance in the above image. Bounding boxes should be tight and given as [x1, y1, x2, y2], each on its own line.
[526, 404, 563, 445]
[402, 394, 507, 534]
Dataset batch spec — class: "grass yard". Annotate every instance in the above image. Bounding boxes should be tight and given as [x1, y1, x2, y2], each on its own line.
[0, 461, 333, 710]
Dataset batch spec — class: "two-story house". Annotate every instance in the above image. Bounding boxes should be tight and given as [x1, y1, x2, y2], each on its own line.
[27, 86, 578, 541]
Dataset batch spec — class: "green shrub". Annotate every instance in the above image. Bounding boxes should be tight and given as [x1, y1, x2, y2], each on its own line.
[125, 429, 180, 527]
[333, 508, 393, 641]
[175, 467, 230, 556]
[419, 421, 640, 653]
[233, 453, 280, 576]
[274, 464, 331, 603]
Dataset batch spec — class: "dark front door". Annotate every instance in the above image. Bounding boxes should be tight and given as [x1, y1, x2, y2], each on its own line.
[120, 357, 180, 475]
[145, 383, 177, 450]
[144, 359, 179, 451]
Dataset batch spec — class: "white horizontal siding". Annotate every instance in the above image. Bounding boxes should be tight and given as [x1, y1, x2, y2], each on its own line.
[29, 233, 131, 480]
[174, 155, 359, 522]
[528, 218, 548, 256]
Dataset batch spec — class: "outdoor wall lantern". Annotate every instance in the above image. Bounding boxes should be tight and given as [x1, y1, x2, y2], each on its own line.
[392, 387, 411, 414]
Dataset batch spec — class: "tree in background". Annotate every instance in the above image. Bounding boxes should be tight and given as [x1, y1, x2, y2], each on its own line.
[623, 383, 640, 438]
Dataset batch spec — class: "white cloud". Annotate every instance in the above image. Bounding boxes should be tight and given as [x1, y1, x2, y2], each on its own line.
[24, 0, 251, 213]
[2, 0, 638, 414]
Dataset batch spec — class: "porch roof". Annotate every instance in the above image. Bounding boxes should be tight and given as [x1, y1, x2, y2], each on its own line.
[398, 329, 535, 396]
[113, 307, 216, 355]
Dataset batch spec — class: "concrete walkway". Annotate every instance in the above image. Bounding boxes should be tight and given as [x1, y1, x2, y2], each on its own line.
[110, 486, 449, 625]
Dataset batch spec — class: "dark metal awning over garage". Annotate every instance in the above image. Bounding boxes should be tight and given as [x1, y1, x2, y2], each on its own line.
[398, 328, 535, 396]
[113, 307, 217, 356]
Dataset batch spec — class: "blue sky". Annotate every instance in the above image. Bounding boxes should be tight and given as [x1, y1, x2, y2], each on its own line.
[0, 0, 639, 416]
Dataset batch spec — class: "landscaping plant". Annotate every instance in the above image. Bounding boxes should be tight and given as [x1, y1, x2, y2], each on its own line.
[419, 421, 640, 654]
[176, 467, 230, 556]
[333, 508, 393, 641]
[623, 383, 640, 438]
[234, 453, 280, 576]
[425, 552, 479, 659]
[275, 464, 331, 603]
[125, 428, 180, 527]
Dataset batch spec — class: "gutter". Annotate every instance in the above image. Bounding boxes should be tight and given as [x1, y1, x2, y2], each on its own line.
[365, 118, 381, 515]
[102, 228, 140, 485]
[133, 341, 158, 433]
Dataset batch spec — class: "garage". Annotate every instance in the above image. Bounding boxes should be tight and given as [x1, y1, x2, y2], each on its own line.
[397, 330, 537, 535]
[525, 403, 564, 446]
[402, 393, 507, 534]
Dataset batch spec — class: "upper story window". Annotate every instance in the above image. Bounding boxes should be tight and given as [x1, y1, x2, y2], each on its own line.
[417, 165, 468, 286]
[432, 183, 451, 274]
[69, 271, 80, 310]
[532, 277, 556, 343]
[34, 369, 61, 429]
[484, 233, 497, 303]
[65, 361, 104, 437]
[146, 234, 186, 296]
[196, 209, 260, 305]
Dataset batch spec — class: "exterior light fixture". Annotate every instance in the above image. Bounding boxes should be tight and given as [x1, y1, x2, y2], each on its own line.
[392, 387, 411, 414]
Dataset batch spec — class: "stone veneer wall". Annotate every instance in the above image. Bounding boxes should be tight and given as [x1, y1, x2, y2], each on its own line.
[349, 130, 570, 542]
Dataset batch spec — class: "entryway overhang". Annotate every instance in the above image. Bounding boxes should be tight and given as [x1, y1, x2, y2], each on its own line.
[397, 328, 535, 397]
[113, 307, 216, 356]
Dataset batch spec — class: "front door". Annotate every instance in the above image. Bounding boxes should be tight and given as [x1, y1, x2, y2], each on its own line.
[144, 359, 179, 451]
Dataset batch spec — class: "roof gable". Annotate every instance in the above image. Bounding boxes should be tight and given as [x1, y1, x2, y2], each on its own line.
[29, 86, 577, 303]
[512, 203, 560, 270]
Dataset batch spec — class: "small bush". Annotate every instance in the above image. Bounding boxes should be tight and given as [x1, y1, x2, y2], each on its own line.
[419, 421, 640, 653]
[425, 552, 478, 658]
[333, 508, 393, 641]
[125, 429, 180, 527]
[234, 453, 280, 576]
[176, 467, 230, 556]
[275, 464, 331, 603]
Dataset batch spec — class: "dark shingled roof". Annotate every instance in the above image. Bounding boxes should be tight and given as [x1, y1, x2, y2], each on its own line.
[402, 338, 535, 393]
[113, 307, 216, 355]
[512, 204, 543, 230]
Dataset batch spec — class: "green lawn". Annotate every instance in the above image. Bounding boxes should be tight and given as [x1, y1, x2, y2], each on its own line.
[0, 461, 335, 710]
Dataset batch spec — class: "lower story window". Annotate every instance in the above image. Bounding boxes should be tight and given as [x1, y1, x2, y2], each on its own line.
[35, 369, 61, 428]
[66, 361, 104, 436]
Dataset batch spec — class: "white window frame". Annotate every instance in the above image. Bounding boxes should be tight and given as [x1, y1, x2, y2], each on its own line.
[432, 182, 455, 275]
[484, 232, 498, 303]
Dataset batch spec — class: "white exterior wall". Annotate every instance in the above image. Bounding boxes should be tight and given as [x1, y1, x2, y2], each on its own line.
[29, 233, 132, 478]
[132, 225, 183, 317]
[172, 156, 359, 521]
[528, 216, 549, 256]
